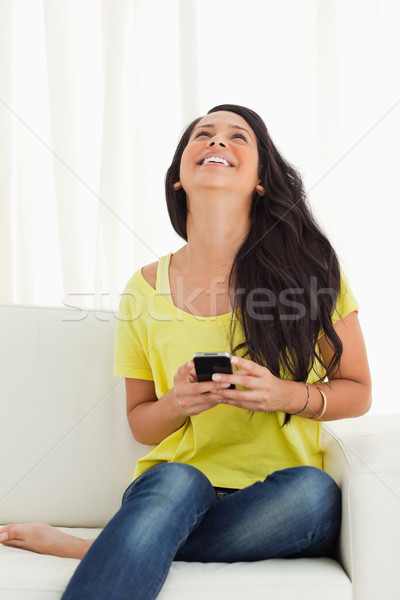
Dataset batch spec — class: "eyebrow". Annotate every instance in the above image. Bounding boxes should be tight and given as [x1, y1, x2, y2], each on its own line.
[193, 123, 252, 138]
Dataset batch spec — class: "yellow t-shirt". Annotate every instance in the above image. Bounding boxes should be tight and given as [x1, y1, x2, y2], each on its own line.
[114, 252, 359, 489]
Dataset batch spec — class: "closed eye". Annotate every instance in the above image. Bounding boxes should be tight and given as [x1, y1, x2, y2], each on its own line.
[232, 133, 248, 142]
[194, 130, 212, 138]
[194, 130, 248, 142]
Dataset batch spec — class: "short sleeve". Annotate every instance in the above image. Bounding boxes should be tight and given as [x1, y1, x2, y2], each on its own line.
[113, 286, 154, 380]
[316, 267, 359, 342]
[331, 267, 359, 325]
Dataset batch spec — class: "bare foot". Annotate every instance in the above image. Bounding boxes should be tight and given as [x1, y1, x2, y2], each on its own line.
[0, 523, 95, 559]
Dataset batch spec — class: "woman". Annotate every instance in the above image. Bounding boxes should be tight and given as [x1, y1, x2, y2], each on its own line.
[0, 105, 371, 599]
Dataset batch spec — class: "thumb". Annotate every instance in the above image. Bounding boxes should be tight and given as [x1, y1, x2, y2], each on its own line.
[175, 359, 196, 383]
[185, 360, 198, 381]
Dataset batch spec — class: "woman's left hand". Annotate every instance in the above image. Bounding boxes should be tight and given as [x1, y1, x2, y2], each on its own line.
[211, 355, 289, 413]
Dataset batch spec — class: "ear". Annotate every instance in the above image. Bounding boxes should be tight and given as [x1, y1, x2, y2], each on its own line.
[173, 181, 183, 191]
[255, 184, 265, 196]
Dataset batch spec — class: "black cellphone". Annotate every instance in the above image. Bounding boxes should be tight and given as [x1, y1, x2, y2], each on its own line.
[193, 352, 235, 389]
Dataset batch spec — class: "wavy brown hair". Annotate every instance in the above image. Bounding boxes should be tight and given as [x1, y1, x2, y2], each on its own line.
[165, 104, 343, 424]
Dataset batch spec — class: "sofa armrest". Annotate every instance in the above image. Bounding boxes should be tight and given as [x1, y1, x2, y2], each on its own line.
[322, 414, 400, 600]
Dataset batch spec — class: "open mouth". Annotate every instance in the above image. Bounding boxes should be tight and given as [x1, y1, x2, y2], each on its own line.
[197, 154, 234, 167]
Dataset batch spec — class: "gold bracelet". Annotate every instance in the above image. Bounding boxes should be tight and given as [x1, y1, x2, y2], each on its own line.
[314, 387, 327, 420]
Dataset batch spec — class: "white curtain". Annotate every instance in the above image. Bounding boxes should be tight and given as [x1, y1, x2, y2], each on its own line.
[0, 0, 399, 413]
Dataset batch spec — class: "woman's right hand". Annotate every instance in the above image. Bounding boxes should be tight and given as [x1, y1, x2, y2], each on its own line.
[171, 359, 231, 416]
[127, 359, 244, 445]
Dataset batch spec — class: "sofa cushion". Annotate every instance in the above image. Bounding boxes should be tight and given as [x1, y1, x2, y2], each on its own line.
[0, 527, 351, 600]
[0, 305, 149, 528]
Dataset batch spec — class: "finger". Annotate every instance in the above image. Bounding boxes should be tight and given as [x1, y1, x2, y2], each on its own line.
[190, 380, 232, 395]
[187, 365, 198, 381]
[211, 372, 262, 389]
[175, 360, 198, 384]
[178, 359, 195, 374]
[231, 355, 267, 376]
[182, 394, 227, 413]
[229, 368, 251, 381]
[184, 360, 199, 381]
[209, 388, 264, 403]
[208, 390, 230, 406]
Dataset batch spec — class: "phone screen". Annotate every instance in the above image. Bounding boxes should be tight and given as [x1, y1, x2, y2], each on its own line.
[193, 352, 235, 389]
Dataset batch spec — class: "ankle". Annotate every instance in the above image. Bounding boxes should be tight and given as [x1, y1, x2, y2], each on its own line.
[74, 537, 94, 559]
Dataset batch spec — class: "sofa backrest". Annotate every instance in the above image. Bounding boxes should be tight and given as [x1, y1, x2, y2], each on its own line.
[0, 304, 150, 528]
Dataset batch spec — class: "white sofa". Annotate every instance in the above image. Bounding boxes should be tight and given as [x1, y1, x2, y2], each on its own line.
[0, 304, 399, 600]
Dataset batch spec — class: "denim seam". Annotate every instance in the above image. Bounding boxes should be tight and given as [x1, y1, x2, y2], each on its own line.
[175, 501, 217, 549]
[148, 503, 216, 597]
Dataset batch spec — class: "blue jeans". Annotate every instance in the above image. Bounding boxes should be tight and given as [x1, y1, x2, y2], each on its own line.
[61, 463, 341, 600]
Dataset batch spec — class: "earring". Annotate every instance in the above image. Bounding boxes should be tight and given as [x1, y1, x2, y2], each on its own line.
[173, 181, 182, 191]
[255, 185, 265, 196]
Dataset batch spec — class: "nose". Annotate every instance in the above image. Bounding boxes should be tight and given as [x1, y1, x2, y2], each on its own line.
[207, 134, 227, 148]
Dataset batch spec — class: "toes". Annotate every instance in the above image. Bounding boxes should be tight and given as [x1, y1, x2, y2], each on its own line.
[0, 532, 9, 543]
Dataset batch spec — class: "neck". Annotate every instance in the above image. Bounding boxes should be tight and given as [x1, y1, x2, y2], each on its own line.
[180, 190, 251, 277]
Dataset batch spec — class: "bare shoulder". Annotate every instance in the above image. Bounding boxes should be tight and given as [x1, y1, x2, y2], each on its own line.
[141, 260, 159, 290]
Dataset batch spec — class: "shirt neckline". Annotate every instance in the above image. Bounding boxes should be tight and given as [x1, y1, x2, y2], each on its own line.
[138, 252, 236, 323]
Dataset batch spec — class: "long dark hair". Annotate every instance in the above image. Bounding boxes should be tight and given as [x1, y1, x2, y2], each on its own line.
[165, 104, 343, 424]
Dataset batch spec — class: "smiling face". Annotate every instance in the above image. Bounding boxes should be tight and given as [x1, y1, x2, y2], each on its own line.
[179, 111, 260, 200]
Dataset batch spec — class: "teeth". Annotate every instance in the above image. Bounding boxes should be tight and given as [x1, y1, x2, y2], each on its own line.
[203, 156, 230, 166]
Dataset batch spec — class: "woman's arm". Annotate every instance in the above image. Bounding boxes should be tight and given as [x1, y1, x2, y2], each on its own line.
[125, 379, 187, 445]
[125, 363, 233, 445]
[284, 310, 372, 420]
[210, 310, 372, 421]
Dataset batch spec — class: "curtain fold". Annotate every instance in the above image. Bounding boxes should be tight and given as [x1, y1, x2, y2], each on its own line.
[0, 2, 14, 302]
[0, 0, 399, 412]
